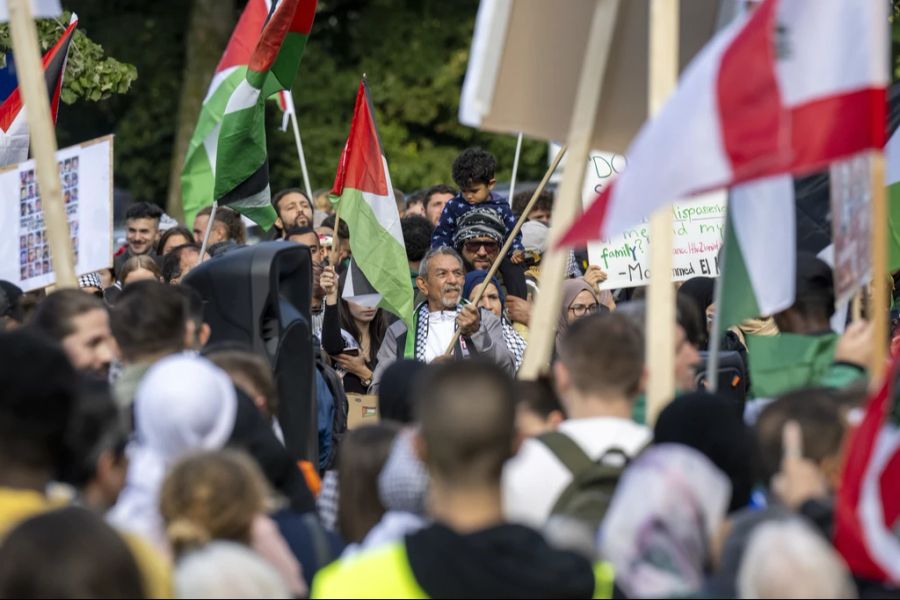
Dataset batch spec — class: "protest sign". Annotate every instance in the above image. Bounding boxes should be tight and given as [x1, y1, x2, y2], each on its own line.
[830, 153, 872, 305]
[579, 150, 726, 289]
[0, 135, 113, 291]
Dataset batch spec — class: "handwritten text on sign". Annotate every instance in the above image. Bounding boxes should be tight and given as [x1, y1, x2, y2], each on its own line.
[580, 151, 726, 289]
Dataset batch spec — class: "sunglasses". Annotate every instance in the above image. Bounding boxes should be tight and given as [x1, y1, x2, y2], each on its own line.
[464, 240, 499, 252]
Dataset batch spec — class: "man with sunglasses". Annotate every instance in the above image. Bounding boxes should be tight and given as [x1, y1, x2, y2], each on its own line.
[452, 208, 529, 301]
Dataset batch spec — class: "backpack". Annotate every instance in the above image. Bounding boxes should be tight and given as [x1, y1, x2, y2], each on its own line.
[314, 344, 348, 472]
[538, 431, 630, 530]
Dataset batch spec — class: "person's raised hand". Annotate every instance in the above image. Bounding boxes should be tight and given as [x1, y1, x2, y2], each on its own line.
[833, 319, 873, 368]
[457, 303, 481, 336]
[505, 295, 532, 326]
[583, 265, 608, 288]
[771, 420, 828, 509]
[511, 249, 525, 265]
[321, 266, 339, 305]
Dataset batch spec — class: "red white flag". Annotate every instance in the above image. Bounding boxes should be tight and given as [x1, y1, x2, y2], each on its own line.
[834, 357, 900, 584]
[0, 14, 77, 166]
[559, 0, 887, 247]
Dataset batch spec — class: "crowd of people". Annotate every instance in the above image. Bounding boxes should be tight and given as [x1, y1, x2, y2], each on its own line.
[0, 145, 895, 598]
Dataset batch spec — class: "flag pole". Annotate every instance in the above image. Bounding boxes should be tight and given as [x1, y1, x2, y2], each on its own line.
[330, 203, 343, 267]
[443, 145, 568, 357]
[706, 193, 730, 393]
[518, 0, 622, 380]
[284, 90, 314, 201]
[507, 132, 524, 204]
[644, 0, 679, 427]
[198, 201, 218, 259]
[870, 150, 888, 384]
[7, 0, 76, 288]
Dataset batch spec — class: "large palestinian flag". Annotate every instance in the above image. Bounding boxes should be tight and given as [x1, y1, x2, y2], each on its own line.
[329, 80, 413, 331]
[181, 0, 316, 229]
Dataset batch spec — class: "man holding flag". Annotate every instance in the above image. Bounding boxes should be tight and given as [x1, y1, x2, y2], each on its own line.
[327, 80, 513, 392]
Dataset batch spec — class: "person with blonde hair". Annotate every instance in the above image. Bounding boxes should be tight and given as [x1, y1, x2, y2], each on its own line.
[160, 449, 306, 597]
[119, 255, 162, 286]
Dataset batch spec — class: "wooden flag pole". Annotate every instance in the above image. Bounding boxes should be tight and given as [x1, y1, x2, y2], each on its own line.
[518, 0, 622, 380]
[442, 145, 568, 357]
[644, 0, 680, 427]
[870, 150, 888, 384]
[330, 203, 344, 267]
[8, 0, 76, 288]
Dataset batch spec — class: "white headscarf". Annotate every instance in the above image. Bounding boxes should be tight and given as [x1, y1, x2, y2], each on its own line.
[107, 353, 238, 549]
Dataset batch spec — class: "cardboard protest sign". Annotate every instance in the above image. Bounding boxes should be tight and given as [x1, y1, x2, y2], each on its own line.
[830, 154, 872, 305]
[0, 135, 113, 291]
[347, 393, 379, 429]
[577, 149, 725, 289]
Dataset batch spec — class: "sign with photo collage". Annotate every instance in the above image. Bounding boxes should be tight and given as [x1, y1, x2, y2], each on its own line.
[1, 136, 113, 292]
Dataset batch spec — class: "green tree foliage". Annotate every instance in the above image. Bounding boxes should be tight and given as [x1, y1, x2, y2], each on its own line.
[267, 0, 547, 197]
[0, 11, 137, 104]
[43, 1, 195, 206]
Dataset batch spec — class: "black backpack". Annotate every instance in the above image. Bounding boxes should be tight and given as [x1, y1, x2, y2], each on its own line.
[538, 431, 630, 530]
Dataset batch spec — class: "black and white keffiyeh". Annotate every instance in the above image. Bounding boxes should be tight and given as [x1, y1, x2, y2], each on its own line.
[501, 317, 526, 371]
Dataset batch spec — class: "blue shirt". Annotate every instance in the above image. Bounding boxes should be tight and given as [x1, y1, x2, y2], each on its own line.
[430, 192, 524, 254]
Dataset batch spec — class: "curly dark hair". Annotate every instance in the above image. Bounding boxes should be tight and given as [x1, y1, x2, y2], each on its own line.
[451, 147, 496, 189]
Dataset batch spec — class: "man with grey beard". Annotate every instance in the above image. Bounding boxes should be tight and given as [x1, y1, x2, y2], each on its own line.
[370, 246, 513, 392]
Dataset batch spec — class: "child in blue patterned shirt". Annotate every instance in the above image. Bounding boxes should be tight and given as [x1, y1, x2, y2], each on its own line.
[431, 147, 525, 265]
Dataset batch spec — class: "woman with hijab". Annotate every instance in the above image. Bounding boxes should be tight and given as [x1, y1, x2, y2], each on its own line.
[463, 270, 527, 371]
[599, 444, 731, 599]
[556, 278, 604, 354]
[107, 354, 239, 550]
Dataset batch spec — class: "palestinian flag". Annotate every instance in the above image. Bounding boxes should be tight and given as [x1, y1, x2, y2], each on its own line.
[213, 0, 316, 230]
[181, 0, 315, 229]
[342, 258, 381, 308]
[0, 14, 76, 166]
[559, 0, 886, 248]
[329, 79, 413, 331]
[717, 175, 796, 330]
[180, 0, 269, 227]
[834, 355, 900, 584]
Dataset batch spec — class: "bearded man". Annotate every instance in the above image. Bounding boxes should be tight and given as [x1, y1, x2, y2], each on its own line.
[370, 246, 513, 392]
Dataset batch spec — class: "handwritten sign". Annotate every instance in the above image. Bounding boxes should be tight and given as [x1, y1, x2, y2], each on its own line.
[829, 154, 871, 304]
[579, 150, 726, 289]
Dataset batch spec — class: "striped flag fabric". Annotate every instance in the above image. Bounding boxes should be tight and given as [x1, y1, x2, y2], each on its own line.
[342, 258, 381, 308]
[212, 0, 316, 230]
[0, 14, 76, 166]
[717, 176, 796, 331]
[276, 89, 294, 132]
[181, 0, 270, 227]
[834, 355, 900, 584]
[329, 79, 413, 330]
[559, 0, 887, 248]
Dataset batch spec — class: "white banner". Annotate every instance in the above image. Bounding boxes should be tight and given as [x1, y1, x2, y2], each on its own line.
[0, 135, 113, 291]
[577, 149, 726, 289]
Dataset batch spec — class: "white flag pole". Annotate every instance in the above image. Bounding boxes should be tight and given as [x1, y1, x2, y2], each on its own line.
[198, 201, 219, 259]
[507, 132, 524, 203]
[284, 90, 314, 201]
